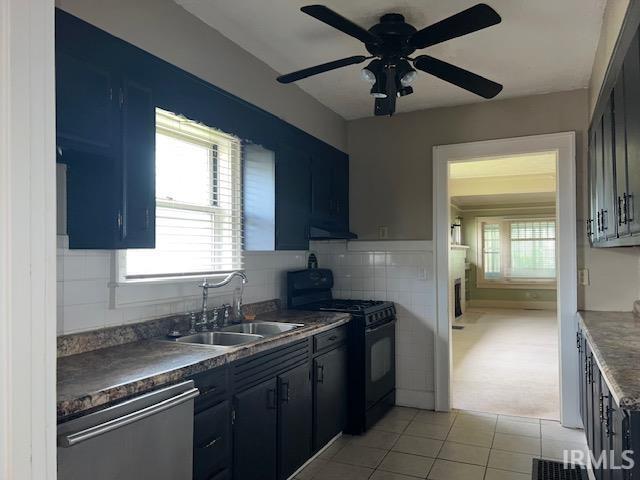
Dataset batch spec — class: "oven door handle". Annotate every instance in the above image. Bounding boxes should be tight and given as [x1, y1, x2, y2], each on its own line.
[365, 319, 396, 334]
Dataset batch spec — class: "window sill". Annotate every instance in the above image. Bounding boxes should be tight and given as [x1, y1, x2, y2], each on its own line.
[111, 271, 244, 287]
[476, 280, 556, 290]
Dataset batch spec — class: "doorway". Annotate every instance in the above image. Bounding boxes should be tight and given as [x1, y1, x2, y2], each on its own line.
[449, 153, 559, 419]
[432, 133, 579, 427]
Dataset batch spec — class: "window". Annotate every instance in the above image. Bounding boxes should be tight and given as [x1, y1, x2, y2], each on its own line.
[121, 108, 242, 280]
[477, 217, 556, 287]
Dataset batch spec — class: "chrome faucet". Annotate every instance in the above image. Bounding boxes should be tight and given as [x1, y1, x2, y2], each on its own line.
[198, 271, 248, 325]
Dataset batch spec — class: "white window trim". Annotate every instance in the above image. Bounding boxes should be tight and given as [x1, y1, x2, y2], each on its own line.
[475, 215, 557, 289]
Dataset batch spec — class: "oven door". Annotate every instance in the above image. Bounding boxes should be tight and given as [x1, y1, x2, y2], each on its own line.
[365, 318, 396, 410]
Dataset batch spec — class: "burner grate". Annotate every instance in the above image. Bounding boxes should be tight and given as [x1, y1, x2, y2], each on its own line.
[531, 459, 587, 480]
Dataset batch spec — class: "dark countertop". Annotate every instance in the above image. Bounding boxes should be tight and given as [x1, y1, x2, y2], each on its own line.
[57, 310, 350, 421]
[579, 310, 640, 411]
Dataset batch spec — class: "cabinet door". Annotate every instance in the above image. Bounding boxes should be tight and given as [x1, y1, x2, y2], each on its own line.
[233, 378, 278, 480]
[332, 154, 349, 229]
[585, 344, 595, 455]
[314, 345, 348, 451]
[623, 31, 640, 235]
[275, 145, 311, 250]
[614, 73, 630, 237]
[194, 400, 231, 480]
[610, 402, 626, 480]
[56, 51, 117, 153]
[578, 332, 586, 425]
[593, 117, 605, 243]
[119, 77, 156, 248]
[594, 366, 607, 480]
[588, 127, 598, 242]
[278, 364, 312, 480]
[311, 157, 333, 223]
[603, 98, 617, 240]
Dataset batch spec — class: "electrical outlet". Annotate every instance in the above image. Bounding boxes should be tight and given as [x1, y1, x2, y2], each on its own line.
[578, 268, 590, 286]
[378, 226, 388, 239]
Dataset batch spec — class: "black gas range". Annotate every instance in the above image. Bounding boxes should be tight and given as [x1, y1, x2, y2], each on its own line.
[287, 269, 396, 434]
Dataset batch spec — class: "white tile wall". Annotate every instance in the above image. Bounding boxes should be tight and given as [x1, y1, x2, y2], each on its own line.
[311, 240, 437, 410]
[56, 236, 307, 334]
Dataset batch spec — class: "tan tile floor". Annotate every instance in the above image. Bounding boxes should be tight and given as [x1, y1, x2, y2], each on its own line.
[294, 408, 588, 480]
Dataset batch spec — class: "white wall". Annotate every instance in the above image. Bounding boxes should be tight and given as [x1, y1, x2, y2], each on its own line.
[312, 240, 436, 409]
[55, 0, 347, 151]
[57, 235, 307, 334]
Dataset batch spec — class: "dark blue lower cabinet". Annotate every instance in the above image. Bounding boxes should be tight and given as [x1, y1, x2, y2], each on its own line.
[278, 363, 312, 480]
[194, 400, 232, 480]
[578, 328, 639, 478]
[233, 378, 278, 480]
[313, 344, 348, 451]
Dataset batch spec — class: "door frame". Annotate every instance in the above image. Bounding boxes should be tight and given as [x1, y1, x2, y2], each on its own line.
[0, 0, 57, 476]
[432, 132, 580, 427]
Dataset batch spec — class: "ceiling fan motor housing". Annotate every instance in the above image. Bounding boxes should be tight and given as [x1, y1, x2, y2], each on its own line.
[366, 13, 417, 59]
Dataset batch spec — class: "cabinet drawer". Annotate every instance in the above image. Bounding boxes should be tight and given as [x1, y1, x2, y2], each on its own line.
[194, 400, 231, 480]
[314, 325, 347, 352]
[191, 367, 228, 413]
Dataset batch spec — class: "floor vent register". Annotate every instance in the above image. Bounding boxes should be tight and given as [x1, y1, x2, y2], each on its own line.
[532, 459, 587, 480]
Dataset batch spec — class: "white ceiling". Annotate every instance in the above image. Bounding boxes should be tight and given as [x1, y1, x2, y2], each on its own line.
[449, 152, 556, 179]
[451, 192, 556, 208]
[176, 0, 606, 119]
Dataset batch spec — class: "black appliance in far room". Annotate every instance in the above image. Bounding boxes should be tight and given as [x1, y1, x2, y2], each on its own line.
[287, 268, 396, 434]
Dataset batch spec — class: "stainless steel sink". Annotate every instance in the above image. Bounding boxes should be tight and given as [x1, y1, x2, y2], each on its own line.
[175, 331, 263, 346]
[221, 322, 304, 336]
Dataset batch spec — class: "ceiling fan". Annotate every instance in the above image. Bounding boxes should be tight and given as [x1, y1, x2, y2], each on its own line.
[277, 3, 503, 116]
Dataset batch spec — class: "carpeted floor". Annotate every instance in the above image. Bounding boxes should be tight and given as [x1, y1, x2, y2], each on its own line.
[452, 308, 560, 420]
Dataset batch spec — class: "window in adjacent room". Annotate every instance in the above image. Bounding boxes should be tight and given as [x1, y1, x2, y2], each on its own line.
[477, 217, 556, 287]
[120, 108, 242, 281]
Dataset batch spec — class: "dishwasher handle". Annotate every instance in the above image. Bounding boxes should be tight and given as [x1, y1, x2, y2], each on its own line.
[59, 386, 199, 448]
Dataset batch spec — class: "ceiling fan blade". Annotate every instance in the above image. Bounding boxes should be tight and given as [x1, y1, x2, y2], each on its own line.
[410, 3, 501, 49]
[277, 55, 367, 84]
[414, 55, 502, 98]
[301, 5, 381, 45]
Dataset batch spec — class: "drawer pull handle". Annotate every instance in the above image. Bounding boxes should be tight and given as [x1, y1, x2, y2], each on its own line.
[205, 437, 221, 449]
[328, 335, 338, 341]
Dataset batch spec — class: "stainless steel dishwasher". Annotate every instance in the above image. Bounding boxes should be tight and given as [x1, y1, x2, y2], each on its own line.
[57, 380, 199, 480]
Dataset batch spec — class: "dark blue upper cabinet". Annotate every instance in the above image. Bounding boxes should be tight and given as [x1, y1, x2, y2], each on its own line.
[119, 77, 155, 249]
[56, 52, 116, 153]
[276, 145, 311, 250]
[311, 152, 349, 230]
[56, 9, 350, 251]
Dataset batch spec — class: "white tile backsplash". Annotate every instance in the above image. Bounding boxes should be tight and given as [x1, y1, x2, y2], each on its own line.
[311, 239, 436, 410]
[56, 236, 307, 334]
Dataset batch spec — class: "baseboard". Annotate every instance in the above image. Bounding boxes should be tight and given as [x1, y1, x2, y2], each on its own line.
[468, 299, 556, 311]
[396, 389, 435, 409]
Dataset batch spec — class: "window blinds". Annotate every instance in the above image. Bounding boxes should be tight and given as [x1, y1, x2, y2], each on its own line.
[509, 221, 555, 278]
[124, 108, 243, 279]
[480, 218, 556, 283]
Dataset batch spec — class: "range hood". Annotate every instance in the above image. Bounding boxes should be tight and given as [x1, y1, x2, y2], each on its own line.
[309, 225, 358, 240]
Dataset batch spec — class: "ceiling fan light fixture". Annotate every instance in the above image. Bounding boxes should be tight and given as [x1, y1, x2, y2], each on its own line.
[396, 59, 417, 87]
[397, 86, 413, 97]
[361, 59, 383, 85]
[361, 68, 376, 84]
[370, 87, 387, 98]
[400, 69, 417, 86]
